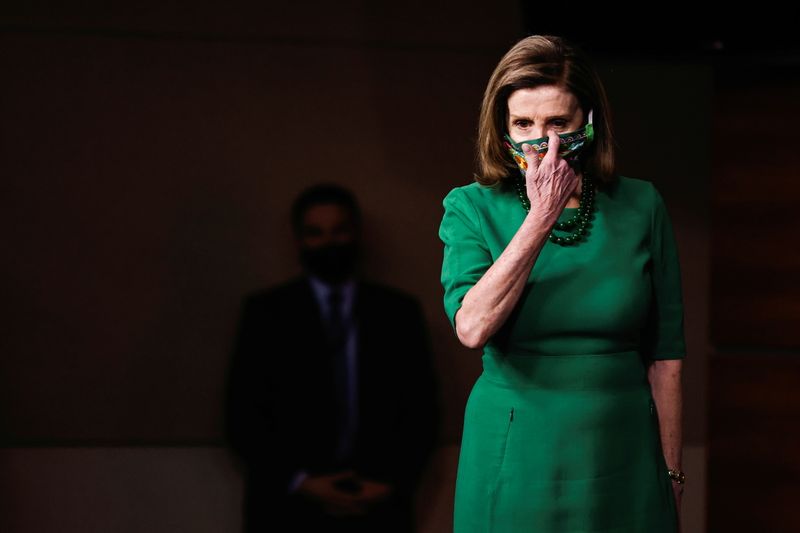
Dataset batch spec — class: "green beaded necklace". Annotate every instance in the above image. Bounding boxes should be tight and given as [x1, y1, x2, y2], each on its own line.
[513, 172, 596, 245]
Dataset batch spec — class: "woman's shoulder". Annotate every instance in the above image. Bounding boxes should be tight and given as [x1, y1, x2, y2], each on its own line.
[606, 175, 662, 208]
[442, 180, 509, 211]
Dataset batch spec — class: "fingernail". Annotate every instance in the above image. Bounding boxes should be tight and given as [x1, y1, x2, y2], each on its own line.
[522, 143, 531, 153]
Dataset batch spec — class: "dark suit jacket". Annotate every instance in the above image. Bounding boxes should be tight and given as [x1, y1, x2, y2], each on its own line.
[225, 277, 439, 532]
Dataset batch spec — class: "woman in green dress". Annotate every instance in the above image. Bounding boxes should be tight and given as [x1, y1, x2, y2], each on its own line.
[439, 35, 686, 532]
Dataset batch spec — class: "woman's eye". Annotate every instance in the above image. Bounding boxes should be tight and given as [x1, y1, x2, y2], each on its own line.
[513, 120, 531, 128]
[551, 120, 567, 128]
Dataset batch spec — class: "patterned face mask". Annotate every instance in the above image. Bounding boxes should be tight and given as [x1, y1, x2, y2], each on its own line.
[504, 110, 594, 172]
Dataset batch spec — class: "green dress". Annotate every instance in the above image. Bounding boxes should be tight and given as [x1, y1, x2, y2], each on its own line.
[439, 176, 686, 533]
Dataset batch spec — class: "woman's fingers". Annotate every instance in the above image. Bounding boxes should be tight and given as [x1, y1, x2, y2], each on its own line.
[522, 143, 540, 175]
[523, 129, 579, 216]
[542, 129, 561, 165]
[526, 129, 563, 182]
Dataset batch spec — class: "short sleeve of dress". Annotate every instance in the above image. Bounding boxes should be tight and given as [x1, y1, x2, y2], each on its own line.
[642, 184, 687, 360]
[439, 187, 493, 331]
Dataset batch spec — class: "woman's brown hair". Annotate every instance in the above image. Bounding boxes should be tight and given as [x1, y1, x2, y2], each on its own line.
[476, 35, 616, 186]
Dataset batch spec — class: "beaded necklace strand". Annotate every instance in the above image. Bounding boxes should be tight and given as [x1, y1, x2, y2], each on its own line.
[513, 172, 596, 245]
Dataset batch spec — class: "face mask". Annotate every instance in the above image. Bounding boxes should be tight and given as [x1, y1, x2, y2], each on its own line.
[300, 242, 359, 284]
[504, 110, 594, 173]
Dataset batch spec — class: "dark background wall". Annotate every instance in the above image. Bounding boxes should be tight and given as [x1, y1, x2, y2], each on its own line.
[3, 2, 796, 531]
[708, 63, 800, 531]
[0, 3, 520, 446]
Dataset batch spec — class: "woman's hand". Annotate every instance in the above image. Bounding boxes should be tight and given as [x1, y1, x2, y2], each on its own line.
[522, 130, 580, 222]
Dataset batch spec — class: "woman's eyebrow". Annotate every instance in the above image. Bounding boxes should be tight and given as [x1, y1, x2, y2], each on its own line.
[509, 114, 571, 121]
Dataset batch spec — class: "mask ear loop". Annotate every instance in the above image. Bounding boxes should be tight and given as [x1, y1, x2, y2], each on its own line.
[585, 109, 595, 144]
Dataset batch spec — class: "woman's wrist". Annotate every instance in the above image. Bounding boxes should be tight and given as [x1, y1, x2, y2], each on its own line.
[667, 468, 685, 484]
[523, 209, 560, 232]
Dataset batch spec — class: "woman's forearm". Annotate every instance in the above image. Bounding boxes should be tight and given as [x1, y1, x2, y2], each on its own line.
[454, 211, 554, 348]
[648, 359, 683, 472]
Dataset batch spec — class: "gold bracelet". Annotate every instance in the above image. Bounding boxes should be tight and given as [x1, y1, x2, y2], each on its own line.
[668, 469, 685, 484]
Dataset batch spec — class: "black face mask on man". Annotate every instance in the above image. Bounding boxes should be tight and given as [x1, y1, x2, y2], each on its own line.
[299, 242, 359, 284]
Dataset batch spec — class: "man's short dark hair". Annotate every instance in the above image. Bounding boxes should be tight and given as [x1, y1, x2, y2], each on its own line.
[290, 183, 362, 235]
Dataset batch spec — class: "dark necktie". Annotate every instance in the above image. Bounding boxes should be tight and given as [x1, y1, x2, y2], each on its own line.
[327, 289, 353, 462]
[327, 289, 346, 349]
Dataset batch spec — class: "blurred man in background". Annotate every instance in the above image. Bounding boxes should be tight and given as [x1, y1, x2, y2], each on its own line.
[226, 183, 439, 532]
